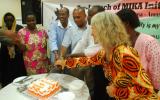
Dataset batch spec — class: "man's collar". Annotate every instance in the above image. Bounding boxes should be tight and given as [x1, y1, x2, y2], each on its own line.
[77, 23, 88, 30]
[58, 20, 72, 29]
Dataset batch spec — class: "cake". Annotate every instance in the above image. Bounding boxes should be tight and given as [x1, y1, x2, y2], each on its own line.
[27, 78, 61, 99]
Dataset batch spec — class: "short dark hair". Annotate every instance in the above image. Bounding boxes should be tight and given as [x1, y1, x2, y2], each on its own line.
[61, 7, 69, 15]
[73, 6, 86, 14]
[92, 5, 105, 13]
[25, 12, 36, 19]
[116, 8, 140, 28]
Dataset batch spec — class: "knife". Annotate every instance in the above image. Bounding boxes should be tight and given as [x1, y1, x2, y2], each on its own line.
[15, 76, 30, 84]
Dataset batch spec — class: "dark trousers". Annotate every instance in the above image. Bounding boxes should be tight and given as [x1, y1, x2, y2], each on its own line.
[93, 65, 114, 100]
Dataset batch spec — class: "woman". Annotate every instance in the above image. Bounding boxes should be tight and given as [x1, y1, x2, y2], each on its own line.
[0, 12, 26, 87]
[17, 12, 49, 75]
[55, 12, 158, 99]
[117, 8, 160, 91]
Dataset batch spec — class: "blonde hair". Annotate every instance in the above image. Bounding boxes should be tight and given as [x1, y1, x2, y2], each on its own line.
[91, 12, 131, 60]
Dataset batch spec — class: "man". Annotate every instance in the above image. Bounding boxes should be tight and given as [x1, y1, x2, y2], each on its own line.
[61, 7, 87, 58]
[71, 5, 104, 57]
[61, 6, 94, 98]
[48, 7, 72, 63]
[71, 6, 111, 100]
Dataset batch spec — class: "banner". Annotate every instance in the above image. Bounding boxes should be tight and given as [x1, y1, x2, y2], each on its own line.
[42, 0, 160, 41]
[104, 0, 160, 41]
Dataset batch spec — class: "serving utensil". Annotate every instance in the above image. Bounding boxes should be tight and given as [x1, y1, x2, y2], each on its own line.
[45, 65, 62, 77]
[15, 76, 33, 84]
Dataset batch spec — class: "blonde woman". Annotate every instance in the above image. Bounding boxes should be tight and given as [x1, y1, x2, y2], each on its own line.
[55, 12, 158, 99]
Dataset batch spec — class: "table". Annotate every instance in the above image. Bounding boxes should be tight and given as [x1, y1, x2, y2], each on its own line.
[0, 73, 90, 100]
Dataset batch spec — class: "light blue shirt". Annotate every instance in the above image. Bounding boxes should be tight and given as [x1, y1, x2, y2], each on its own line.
[62, 25, 88, 52]
[72, 26, 95, 54]
[48, 20, 72, 52]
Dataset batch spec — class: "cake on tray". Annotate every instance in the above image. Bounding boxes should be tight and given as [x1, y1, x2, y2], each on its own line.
[27, 78, 61, 99]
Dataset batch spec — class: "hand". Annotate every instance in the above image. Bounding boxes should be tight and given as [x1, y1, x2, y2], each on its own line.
[106, 85, 115, 97]
[54, 53, 59, 61]
[53, 51, 59, 61]
[54, 59, 65, 69]
[65, 54, 72, 59]
[4, 30, 20, 45]
[4, 30, 17, 40]
[12, 36, 21, 45]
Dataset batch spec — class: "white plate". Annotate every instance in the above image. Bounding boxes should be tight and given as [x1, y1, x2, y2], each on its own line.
[12, 76, 30, 86]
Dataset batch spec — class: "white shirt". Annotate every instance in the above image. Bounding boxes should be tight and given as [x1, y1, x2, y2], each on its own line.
[72, 26, 101, 57]
[62, 25, 88, 51]
[84, 44, 102, 57]
[72, 26, 94, 54]
[48, 20, 72, 52]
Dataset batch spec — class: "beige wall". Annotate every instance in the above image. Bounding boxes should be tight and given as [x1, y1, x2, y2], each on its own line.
[0, 0, 22, 26]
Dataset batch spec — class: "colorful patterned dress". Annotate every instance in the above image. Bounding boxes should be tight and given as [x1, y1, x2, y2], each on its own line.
[18, 28, 49, 75]
[62, 44, 158, 99]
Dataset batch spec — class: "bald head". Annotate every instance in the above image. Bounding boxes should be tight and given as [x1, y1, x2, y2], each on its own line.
[73, 7, 86, 28]
[88, 5, 105, 25]
[73, 7, 86, 15]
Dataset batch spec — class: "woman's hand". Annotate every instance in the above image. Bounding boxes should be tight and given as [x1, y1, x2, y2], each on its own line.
[4, 30, 17, 39]
[14, 38, 27, 51]
[54, 59, 65, 69]
[4, 30, 20, 45]
[13, 37, 21, 45]
[106, 85, 115, 97]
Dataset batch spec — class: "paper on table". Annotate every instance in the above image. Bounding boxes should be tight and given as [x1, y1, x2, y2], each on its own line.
[56, 91, 75, 100]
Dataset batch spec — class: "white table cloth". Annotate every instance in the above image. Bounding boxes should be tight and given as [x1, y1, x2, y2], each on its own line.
[0, 73, 90, 100]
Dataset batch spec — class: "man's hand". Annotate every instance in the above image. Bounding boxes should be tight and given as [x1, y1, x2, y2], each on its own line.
[54, 52, 59, 61]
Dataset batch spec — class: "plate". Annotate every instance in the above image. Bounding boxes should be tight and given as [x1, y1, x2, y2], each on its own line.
[12, 76, 31, 86]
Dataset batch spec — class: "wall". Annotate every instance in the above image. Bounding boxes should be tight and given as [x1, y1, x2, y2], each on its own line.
[0, 0, 22, 26]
